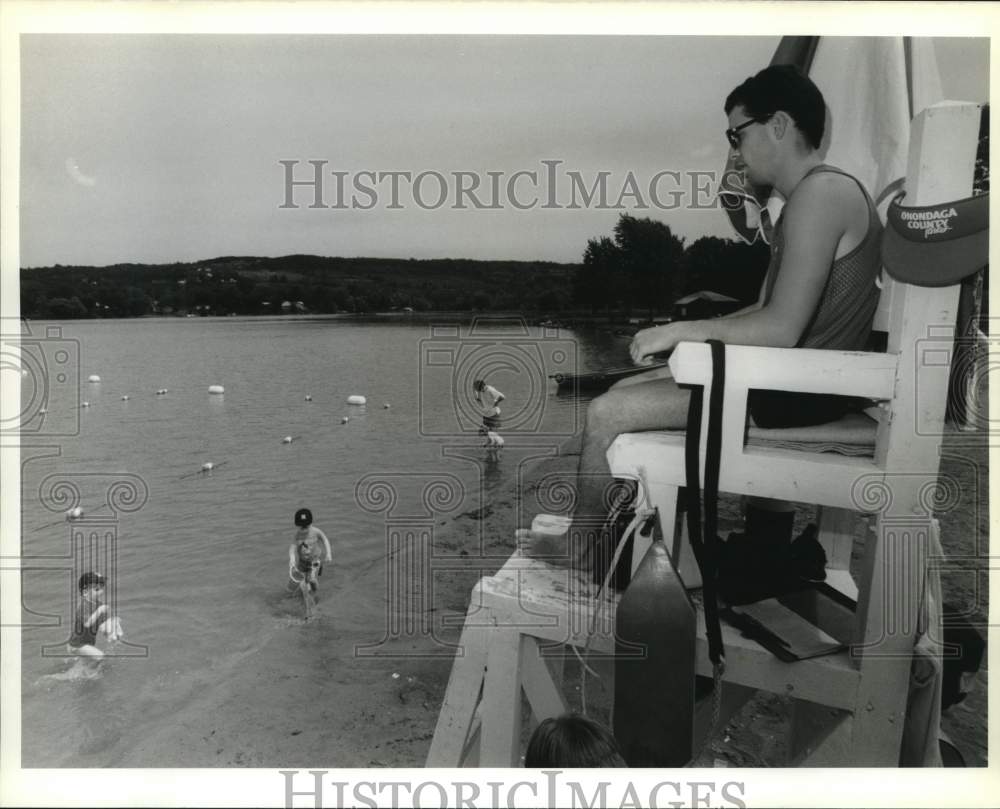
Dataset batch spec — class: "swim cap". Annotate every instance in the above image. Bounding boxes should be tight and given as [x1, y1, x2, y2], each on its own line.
[882, 191, 989, 287]
[78, 571, 106, 592]
[473, 379, 485, 391]
[294, 508, 313, 527]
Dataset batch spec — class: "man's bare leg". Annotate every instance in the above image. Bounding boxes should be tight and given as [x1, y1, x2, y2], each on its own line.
[517, 376, 691, 567]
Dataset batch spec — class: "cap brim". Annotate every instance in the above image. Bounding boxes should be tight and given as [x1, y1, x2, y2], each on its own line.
[881, 192, 989, 286]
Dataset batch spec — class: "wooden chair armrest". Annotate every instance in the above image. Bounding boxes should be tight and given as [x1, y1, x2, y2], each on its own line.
[668, 342, 896, 400]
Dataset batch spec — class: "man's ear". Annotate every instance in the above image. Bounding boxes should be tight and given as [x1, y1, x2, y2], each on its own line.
[771, 110, 792, 141]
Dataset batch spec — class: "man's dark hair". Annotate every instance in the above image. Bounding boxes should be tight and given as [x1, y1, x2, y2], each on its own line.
[725, 64, 826, 150]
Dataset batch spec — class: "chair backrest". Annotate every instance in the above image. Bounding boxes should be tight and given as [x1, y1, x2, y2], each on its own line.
[872, 102, 981, 470]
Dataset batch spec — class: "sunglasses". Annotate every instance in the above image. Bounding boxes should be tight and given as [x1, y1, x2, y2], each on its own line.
[725, 116, 768, 150]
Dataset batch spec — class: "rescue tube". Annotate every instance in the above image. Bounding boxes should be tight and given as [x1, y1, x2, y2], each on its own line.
[208, 385, 225, 395]
[346, 395, 366, 405]
[87, 375, 101, 383]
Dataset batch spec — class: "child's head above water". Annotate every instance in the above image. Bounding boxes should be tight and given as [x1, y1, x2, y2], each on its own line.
[524, 713, 626, 768]
[294, 508, 313, 528]
[78, 571, 106, 599]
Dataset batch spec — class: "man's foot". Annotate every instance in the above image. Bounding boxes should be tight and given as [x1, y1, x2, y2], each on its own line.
[515, 524, 594, 571]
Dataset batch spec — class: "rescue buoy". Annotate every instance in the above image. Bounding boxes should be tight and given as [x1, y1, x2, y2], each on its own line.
[208, 385, 225, 395]
[347, 395, 366, 405]
[87, 375, 101, 383]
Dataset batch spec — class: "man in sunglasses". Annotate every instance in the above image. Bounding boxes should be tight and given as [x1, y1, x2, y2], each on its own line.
[517, 64, 882, 568]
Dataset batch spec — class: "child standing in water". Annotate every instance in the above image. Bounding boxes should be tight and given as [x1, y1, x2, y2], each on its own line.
[288, 508, 333, 619]
[473, 378, 505, 430]
[67, 571, 123, 673]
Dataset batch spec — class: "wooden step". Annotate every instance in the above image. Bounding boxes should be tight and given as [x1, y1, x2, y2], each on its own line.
[474, 556, 861, 712]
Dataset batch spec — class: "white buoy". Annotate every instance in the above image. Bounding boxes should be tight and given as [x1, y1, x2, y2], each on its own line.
[282, 436, 293, 444]
[65, 506, 83, 520]
[88, 375, 101, 383]
[383, 403, 391, 409]
[304, 395, 313, 402]
[121, 395, 129, 401]
[208, 385, 225, 395]
[201, 462, 214, 472]
[81, 401, 90, 408]
[341, 416, 349, 424]
[346, 395, 366, 406]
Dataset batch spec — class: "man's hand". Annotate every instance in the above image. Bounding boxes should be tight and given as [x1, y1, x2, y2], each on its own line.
[630, 324, 679, 365]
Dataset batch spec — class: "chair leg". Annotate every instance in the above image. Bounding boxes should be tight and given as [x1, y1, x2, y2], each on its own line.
[426, 619, 489, 766]
[816, 506, 859, 600]
[847, 512, 929, 764]
[480, 629, 526, 766]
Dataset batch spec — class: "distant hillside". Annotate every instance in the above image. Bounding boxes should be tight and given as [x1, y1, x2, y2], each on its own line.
[20, 255, 581, 319]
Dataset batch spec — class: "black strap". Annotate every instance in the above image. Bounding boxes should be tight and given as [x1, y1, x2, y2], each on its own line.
[684, 340, 726, 666]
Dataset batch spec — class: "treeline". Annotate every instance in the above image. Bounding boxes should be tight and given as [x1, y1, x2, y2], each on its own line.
[574, 215, 769, 318]
[20, 256, 578, 319]
[20, 224, 769, 320]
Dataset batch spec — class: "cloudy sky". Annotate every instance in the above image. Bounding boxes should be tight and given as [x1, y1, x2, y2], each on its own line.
[17, 32, 990, 268]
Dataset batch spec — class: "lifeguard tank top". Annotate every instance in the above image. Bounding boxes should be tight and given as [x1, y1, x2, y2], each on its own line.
[761, 165, 883, 351]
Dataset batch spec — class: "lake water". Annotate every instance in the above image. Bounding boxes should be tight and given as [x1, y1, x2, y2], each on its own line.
[17, 315, 625, 766]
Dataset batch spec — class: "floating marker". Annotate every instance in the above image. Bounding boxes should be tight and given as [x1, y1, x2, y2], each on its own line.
[88, 375, 101, 383]
[121, 395, 129, 401]
[346, 395, 366, 406]
[341, 416, 349, 424]
[208, 385, 225, 395]
[304, 395, 313, 402]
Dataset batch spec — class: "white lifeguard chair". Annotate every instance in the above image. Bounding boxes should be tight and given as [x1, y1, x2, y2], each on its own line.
[427, 102, 981, 767]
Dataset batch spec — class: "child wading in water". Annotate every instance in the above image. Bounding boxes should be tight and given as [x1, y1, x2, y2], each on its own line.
[65, 571, 124, 677]
[288, 508, 333, 620]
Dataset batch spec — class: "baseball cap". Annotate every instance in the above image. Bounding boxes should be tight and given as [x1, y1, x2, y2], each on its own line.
[881, 191, 989, 287]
